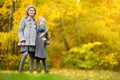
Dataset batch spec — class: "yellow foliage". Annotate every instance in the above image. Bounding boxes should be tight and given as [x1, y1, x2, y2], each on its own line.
[80, 42, 102, 54]
[0, 7, 9, 17]
[93, 20, 106, 28]
[0, 0, 13, 17]
[13, 7, 25, 30]
[104, 17, 114, 24]
[104, 53, 118, 66]
[69, 42, 102, 54]
[0, 32, 9, 50]
[69, 47, 80, 53]
[4, 0, 13, 6]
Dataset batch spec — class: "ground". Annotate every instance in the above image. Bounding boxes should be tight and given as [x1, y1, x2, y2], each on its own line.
[0, 68, 120, 80]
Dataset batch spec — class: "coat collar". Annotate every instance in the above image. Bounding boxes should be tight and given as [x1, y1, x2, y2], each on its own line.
[26, 16, 35, 21]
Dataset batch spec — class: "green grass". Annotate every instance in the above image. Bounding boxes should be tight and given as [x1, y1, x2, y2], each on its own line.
[0, 69, 120, 80]
[0, 73, 73, 80]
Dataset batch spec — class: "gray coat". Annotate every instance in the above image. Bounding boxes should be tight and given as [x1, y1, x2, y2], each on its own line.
[35, 29, 50, 58]
[18, 17, 36, 46]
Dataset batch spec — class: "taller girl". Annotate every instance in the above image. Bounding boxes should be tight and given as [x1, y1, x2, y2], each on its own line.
[18, 5, 36, 73]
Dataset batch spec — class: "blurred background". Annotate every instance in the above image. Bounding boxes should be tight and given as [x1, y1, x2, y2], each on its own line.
[0, 0, 120, 71]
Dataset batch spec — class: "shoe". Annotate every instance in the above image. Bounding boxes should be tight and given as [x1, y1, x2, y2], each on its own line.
[29, 70, 33, 73]
[18, 70, 21, 73]
[45, 70, 49, 74]
[18, 69, 22, 73]
[37, 70, 41, 73]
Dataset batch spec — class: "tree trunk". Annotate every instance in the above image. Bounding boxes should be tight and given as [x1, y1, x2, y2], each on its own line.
[9, 1, 16, 31]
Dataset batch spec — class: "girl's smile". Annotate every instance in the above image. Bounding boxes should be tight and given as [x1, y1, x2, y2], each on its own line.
[28, 8, 35, 17]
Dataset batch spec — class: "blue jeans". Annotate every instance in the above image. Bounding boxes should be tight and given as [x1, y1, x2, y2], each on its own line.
[19, 51, 34, 72]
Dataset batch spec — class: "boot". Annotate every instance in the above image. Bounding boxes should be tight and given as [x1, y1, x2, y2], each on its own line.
[37, 70, 41, 73]
[45, 70, 49, 74]
[29, 70, 33, 73]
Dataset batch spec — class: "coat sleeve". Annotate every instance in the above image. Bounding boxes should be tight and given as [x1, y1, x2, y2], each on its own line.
[18, 18, 25, 43]
[45, 32, 50, 45]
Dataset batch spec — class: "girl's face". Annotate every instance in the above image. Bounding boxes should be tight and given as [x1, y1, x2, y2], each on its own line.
[39, 19, 46, 25]
[28, 8, 35, 17]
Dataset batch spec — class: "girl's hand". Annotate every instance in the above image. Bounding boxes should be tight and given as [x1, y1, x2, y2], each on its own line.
[19, 40, 25, 46]
[20, 42, 25, 46]
[46, 41, 50, 45]
[42, 38, 47, 41]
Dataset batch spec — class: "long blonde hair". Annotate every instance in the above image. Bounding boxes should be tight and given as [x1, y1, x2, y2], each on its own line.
[37, 16, 46, 26]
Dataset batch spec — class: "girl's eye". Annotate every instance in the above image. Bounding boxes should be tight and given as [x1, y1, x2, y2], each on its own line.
[29, 10, 34, 11]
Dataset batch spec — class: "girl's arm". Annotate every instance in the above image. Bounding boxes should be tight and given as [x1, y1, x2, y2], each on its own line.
[18, 18, 25, 45]
[36, 26, 40, 33]
[45, 32, 50, 45]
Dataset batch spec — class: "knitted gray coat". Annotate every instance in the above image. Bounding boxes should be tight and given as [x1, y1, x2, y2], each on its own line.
[18, 17, 36, 46]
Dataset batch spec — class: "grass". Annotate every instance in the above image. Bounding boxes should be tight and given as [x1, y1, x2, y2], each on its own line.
[51, 68, 120, 80]
[0, 69, 120, 80]
[0, 72, 72, 80]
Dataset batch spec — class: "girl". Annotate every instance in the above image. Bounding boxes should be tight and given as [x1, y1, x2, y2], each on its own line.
[35, 16, 50, 73]
[18, 5, 36, 73]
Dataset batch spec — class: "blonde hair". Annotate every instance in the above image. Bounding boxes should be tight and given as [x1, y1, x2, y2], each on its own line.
[25, 5, 36, 17]
[37, 16, 46, 26]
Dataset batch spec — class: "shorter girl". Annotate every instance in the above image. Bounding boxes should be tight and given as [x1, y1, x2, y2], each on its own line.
[35, 16, 50, 73]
